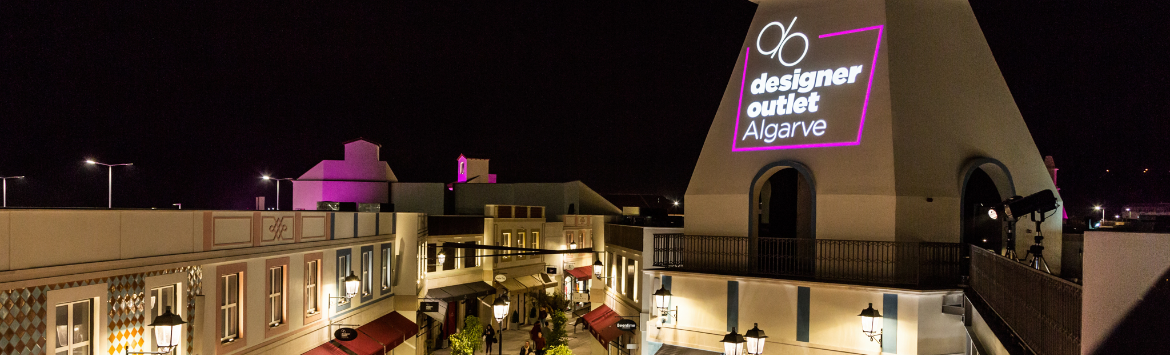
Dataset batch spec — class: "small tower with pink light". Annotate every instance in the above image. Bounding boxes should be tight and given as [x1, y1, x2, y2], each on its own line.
[456, 154, 495, 184]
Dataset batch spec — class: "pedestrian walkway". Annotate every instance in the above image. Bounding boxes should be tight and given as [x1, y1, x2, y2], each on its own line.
[430, 316, 596, 355]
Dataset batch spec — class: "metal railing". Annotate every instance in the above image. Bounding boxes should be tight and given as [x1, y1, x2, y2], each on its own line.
[652, 234, 963, 288]
[969, 246, 1081, 355]
[605, 224, 645, 251]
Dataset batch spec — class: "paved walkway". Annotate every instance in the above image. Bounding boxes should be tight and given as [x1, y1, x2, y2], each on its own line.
[431, 318, 596, 355]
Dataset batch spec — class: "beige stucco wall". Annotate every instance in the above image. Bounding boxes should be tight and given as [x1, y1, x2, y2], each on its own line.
[1081, 231, 1170, 354]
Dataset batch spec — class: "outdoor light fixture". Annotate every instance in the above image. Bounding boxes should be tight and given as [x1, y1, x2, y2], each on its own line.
[492, 294, 511, 355]
[744, 323, 768, 355]
[85, 160, 133, 208]
[149, 306, 186, 353]
[1, 176, 24, 208]
[858, 303, 882, 347]
[570, 241, 578, 249]
[653, 285, 678, 327]
[343, 271, 361, 299]
[436, 249, 447, 265]
[720, 327, 746, 355]
[592, 258, 605, 279]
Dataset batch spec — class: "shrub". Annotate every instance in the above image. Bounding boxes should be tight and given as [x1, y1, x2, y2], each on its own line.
[449, 316, 484, 355]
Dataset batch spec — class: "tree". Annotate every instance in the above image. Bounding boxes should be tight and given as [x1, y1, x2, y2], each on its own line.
[449, 316, 484, 355]
[546, 344, 574, 355]
[546, 309, 570, 348]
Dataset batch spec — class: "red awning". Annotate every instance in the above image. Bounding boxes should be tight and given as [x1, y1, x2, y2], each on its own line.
[304, 311, 418, 355]
[302, 340, 350, 355]
[567, 265, 593, 279]
[582, 305, 626, 349]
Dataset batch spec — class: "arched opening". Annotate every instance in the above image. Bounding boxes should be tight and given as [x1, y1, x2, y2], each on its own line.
[757, 168, 813, 239]
[750, 162, 815, 274]
[962, 168, 1003, 251]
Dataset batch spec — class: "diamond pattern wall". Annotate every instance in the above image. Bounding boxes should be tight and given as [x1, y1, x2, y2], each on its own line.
[0, 266, 202, 355]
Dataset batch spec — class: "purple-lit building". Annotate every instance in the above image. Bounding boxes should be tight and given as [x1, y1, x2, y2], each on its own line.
[292, 138, 398, 211]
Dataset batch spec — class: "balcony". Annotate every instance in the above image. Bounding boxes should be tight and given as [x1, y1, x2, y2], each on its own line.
[651, 234, 963, 289]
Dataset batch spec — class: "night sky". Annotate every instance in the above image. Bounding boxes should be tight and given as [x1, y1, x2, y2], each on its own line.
[1, 1, 1166, 218]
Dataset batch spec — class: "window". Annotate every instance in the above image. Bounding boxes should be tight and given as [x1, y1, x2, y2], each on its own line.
[500, 232, 511, 262]
[306, 259, 320, 315]
[531, 231, 540, 254]
[337, 252, 352, 305]
[633, 260, 640, 301]
[361, 249, 373, 297]
[442, 243, 456, 270]
[221, 273, 241, 342]
[625, 259, 636, 297]
[426, 244, 438, 272]
[268, 266, 285, 326]
[463, 242, 478, 268]
[150, 285, 177, 351]
[381, 244, 393, 291]
[55, 299, 92, 355]
[608, 252, 616, 288]
[516, 231, 527, 260]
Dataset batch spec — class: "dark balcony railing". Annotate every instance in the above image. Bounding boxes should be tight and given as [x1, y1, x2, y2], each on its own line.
[652, 234, 963, 288]
[969, 245, 1081, 355]
[605, 224, 645, 251]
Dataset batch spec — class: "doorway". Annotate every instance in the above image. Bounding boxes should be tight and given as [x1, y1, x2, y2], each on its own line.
[962, 168, 1005, 252]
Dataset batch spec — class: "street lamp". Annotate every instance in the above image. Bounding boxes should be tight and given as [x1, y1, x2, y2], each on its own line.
[720, 327, 746, 355]
[492, 294, 511, 355]
[653, 285, 677, 327]
[859, 303, 883, 347]
[592, 258, 604, 279]
[86, 160, 133, 208]
[126, 306, 187, 355]
[744, 323, 768, 355]
[1094, 205, 1104, 222]
[1, 176, 24, 207]
[343, 271, 361, 299]
[261, 175, 294, 211]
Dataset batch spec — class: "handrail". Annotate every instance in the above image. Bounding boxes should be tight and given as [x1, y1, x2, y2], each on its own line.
[652, 234, 963, 289]
[968, 246, 1081, 355]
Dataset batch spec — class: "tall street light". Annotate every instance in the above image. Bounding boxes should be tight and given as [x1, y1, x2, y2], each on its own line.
[492, 294, 510, 355]
[1094, 205, 1105, 223]
[261, 175, 294, 210]
[86, 160, 133, 208]
[1, 176, 24, 207]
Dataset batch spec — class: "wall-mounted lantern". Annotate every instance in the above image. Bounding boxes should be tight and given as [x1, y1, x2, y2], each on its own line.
[720, 327, 746, 355]
[859, 303, 883, 347]
[744, 323, 767, 355]
[653, 285, 678, 327]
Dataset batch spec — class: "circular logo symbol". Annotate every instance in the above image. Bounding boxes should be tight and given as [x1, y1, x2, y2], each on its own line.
[757, 17, 809, 67]
[494, 274, 507, 283]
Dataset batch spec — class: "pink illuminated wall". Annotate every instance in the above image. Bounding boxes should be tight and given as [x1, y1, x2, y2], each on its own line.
[292, 139, 398, 210]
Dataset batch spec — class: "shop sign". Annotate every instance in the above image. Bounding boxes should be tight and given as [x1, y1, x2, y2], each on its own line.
[571, 292, 589, 302]
[546, 267, 558, 274]
[419, 301, 440, 313]
[494, 274, 507, 283]
[335, 327, 359, 341]
[616, 319, 637, 331]
[732, 14, 884, 151]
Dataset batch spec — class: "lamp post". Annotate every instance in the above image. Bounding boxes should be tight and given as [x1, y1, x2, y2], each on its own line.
[86, 160, 132, 208]
[744, 323, 767, 355]
[261, 176, 294, 210]
[1, 176, 23, 207]
[492, 294, 511, 355]
[859, 303, 882, 347]
[720, 327, 746, 355]
[126, 306, 186, 354]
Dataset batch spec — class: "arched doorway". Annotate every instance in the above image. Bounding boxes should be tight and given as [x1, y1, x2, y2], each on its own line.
[962, 168, 1003, 251]
[750, 162, 815, 274]
[960, 158, 1015, 254]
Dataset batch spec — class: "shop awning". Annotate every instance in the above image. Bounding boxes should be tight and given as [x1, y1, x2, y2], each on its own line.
[501, 277, 528, 292]
[301, 311, 418, 355]
[655, 344, 722, 355]
[582, 305, 628, 350]
[302, 340, 350, 355]
[567, 265, 593, 279]
[518, 275, 545, 290]
[426, 281, 496, 302]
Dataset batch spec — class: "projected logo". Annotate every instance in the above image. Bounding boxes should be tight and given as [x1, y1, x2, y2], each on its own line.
[731, 17, 884, 151]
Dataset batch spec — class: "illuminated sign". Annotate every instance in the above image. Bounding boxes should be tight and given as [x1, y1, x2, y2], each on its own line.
[732, 16, 884, 151]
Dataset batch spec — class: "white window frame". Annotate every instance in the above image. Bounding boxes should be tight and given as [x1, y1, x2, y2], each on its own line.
[361, 250, 373, 296]
[268, 266, 285, 326]
[47, 283, 106, 355]
[381, 245, 392, 291]
[306, 260, 320, 315]
[338, 254, 352, 304]
[221, 273, 242, 342]
[144, 272, 186, 353]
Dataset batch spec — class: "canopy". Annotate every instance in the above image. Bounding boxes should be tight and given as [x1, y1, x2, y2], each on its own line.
[301, 311, 418, 355]
[302, 340, 350, 355]
[567, 265, 593, 279]
[582, 305, 627, 350]
[501, 277, 528, 292]
[426, 281, 496, 301]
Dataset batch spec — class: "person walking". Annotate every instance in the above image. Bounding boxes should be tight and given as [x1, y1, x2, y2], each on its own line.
[534, 332, 547, 355]
[483, 324, 496, 354]
[520, 341, 532, 355]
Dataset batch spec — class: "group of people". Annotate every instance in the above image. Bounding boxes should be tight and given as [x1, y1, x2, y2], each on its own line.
[481, 305, 554, 355]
